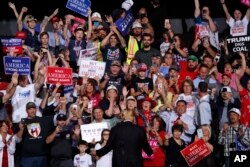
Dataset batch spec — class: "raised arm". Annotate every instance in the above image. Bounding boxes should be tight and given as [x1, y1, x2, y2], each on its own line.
[101, 31, 113, 48]
[194, 0, 201, 18]
[2, 73, 18, 103]
[40, 8, 59, 33]
[8, 2, 19, 19]
[220, 0, 231, 22]
[87, 8, 93, 40]
[17, 7, 28, 31]
[111, 25, 126, 48]
[34, 66, 45, 92]
[235, 52, 246, 79]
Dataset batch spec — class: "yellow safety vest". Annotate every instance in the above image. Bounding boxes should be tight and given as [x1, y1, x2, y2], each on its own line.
[126, 35, 141, 64]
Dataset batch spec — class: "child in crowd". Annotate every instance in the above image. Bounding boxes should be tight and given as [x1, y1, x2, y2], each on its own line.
[73, 140, 93, 167]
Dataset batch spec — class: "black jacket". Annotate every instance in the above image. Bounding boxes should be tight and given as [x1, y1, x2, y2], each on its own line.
[96, 121, 153, 167]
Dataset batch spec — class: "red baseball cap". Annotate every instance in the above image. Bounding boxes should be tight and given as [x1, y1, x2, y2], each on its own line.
[51, 16, 60, 24]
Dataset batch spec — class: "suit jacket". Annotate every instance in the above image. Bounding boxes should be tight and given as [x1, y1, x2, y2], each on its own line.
[96, 121, 153, 167]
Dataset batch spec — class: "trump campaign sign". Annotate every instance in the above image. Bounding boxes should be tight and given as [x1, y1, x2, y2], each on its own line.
[1, 38, 23, 54]
[115, 10, 134, 36]
[241, 0, 250, 7]
[66, 0, 91, 17]
[79, 60, 106, 80]
[181, 139, 212, 166]
[47, 66, 73, 85]
[4, 56, 30, 75]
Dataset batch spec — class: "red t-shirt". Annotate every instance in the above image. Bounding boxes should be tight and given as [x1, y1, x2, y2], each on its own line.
[137, 110, 152, 127]
[239, 89, 250, 127]
[179, 61, 198, 86]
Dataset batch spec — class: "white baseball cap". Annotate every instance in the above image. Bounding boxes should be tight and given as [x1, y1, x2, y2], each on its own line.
[220, 86, 232, 93]
[228, 108, 241, 116]
[122, 0, 134, 11]
[91, 12, 102, 19]
[106, 85, 118, 93]
[132, 21, 142, 29]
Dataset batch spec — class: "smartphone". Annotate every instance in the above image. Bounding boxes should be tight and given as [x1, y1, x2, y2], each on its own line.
[197, 128, 203, 138]
[87, 101, 93, 109]
[165, 19, 170, 25]
[72, 104, 78, 110]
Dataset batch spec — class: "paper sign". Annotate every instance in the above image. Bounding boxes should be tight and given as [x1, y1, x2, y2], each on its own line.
[47, 66, 72, 85]
[142, 139, 157, 159]
[77, 47, 97, 65]
[115, 10, 134, 36]
[241, 0, 250, 7]
[181, 139, 211, 167]
[66, 0, 91, 17]
[3, 56, 30, 75]
[79, 60, 106, 79]
[226, 36, 250, 53]
[1, 38, 23, 54]
[80, 122, 108, 143]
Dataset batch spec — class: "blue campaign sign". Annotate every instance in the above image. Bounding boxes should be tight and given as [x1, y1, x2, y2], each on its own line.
[3, 56, 30, 75]
[115, 10, 134, 36]
[66, 0, 91, 17]
[1, 38, 22, 46]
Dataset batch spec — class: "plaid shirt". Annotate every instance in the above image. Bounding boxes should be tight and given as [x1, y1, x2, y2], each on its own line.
[218, 124, 250, 157]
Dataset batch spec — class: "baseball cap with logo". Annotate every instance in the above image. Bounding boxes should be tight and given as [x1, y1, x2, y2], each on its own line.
[137, 63, 147, 72]
[26, 15, 37, 23]
[188, 55, 199, 62]
[228, 108, 241, 116]
[91, 12, 102, 19]
[220, 86, 232, 93]
[111, 60, 121, 67]
[56, 113, 67, 121]
[132, 21, 143, 29]
[26, 102, 36, 110]
[106, 85, 118, 93]
[169, 65, 180, 72]
[127, 96, 136, 101]
[51, 16, 60, 24]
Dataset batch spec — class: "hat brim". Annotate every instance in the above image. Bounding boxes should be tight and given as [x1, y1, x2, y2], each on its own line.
[138, 98, 157, 109]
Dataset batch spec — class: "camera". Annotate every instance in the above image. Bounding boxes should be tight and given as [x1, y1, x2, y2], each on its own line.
[230, 142, 236, 148]
[60, 126, 68, 132]
[21, 118, 26, 126]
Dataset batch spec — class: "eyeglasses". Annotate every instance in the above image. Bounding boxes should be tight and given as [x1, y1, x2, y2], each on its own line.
[103, 133, 110, 136]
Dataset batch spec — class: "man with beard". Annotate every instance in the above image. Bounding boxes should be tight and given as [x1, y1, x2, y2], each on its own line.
[134, 33, 161, 67]
[179, 55, 199, 83]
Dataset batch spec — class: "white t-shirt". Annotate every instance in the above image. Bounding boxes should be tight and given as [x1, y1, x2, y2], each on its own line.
[73, 153, 92, 167]
[11, 84, 36, 123]
[95, 143, 113, 167]
[227, 16, 249, 36]
[160, 42, 170, 57]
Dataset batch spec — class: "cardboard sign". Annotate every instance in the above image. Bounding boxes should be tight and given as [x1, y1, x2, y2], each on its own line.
[77, 47, 97, 65]
[1, 38, 23, 54]
[241, 0, 250, 7]
[66, 0, 91, 17]
[47, 66, 72, 85]
[3, 56, 30, 75]
[181, 139, 211, 167]
[142, 139, 157, 159]
[115, 10, 134, 36]
[80, 122, 108, 143]
[226, 36, 250, 53]
[79, 60, 106, 79]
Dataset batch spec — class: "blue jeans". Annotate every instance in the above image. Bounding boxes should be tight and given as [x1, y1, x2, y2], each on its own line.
[21, 156, 47, 167]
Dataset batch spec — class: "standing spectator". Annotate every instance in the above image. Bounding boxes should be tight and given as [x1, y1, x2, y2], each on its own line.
[95, 129, 112, 167]
[46, 114, 74, 167]
[135, 33, 161, 67]
[218, 108, 250, 167]
[0, 120, 21, 167]
[74, 140, 93, 167]
[91, 110, 153, 167]
[194, 82, 212, 127]
[144, 115, 166, 167]
[220, 0, 250, 36]
[194, 0, 219, 50]
[236, 77, 250, 127]
[131, 63, 153, 100]
[16, 102, 58, 167]
[160, 100, 196, 144]
[164, 124, 187, 167]
[101, 25, 126, 70]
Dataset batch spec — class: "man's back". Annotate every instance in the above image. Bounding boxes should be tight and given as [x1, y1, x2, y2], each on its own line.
[96, 121, 152, 167]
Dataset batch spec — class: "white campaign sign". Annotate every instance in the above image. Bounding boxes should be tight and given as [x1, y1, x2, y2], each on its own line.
[80, 122, 108, 142]
[77, 47, 98, 66]
[79, 60, 106, 79]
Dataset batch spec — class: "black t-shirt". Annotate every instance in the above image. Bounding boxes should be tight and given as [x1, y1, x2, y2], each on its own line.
[20, 116, 54, 157]
[131, 77, 153, 99]
[50, 128, 72, 158]
[101, 73, 126, 96]
[101, 44, 126, 70]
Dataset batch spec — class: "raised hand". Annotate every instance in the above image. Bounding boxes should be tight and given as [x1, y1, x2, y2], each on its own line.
[21, 7, 28, 13]
[8, 2, 16, 10]
[11, 72, 19, 86]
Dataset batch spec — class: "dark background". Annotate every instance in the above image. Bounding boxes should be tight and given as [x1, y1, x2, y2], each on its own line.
[0, 0, 248, 21]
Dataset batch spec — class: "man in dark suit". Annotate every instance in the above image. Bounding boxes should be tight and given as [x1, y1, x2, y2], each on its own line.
[91, 110, 153, 167]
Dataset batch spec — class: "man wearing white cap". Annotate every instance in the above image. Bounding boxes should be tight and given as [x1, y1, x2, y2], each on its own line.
[218, 108, 250, 167]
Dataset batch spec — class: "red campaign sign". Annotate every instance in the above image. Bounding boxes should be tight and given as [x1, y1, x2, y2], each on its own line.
[142, 139, 157, 159]
[241, 0, 250, 7]
[47, 67, 73, 85]
[181, 139, 211, 167]
[2, 46, 23, 55]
